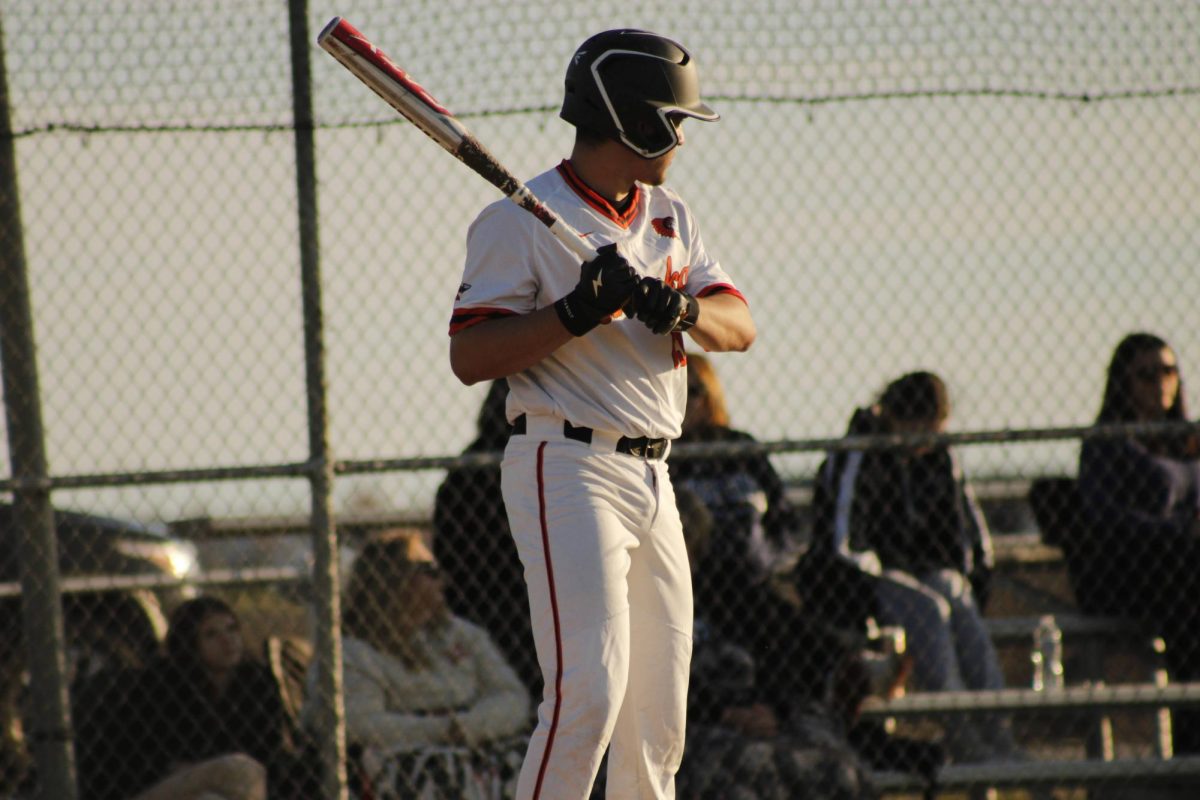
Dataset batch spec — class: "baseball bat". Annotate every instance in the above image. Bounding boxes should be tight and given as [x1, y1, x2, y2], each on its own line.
[318, 17, 597, 263]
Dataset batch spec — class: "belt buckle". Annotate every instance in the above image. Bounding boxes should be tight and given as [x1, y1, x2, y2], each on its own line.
[625, 438, 665, 460]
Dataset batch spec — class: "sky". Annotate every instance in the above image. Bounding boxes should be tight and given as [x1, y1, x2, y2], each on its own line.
[0, 0, 1197, 523]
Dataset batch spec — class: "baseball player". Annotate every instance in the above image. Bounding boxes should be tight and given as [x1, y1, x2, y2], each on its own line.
[448, 29, 755, 799]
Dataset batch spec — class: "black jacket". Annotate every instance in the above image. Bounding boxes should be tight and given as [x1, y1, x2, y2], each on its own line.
[432, 435, 541, 696]
[808, 407, 994, 604]
[1075, 435, 1200, 619]
[134, 658, 288, 793]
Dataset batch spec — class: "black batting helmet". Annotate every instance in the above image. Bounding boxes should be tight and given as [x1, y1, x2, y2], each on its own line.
[560, 29, 719, 159]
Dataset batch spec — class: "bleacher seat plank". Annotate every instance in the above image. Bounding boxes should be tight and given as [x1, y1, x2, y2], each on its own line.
[871, 754, 1200, 792]
[860, 682, 1200, 718]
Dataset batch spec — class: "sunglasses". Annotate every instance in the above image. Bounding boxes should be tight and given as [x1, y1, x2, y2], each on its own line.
[410, 562, 443, 579]
[1135, 364, 1179, 383]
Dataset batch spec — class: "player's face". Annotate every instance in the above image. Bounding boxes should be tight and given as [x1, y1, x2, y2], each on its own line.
[1126, 346, 1179, 420]
[196, 612, 244, 675]
[632, 116, 684, 186]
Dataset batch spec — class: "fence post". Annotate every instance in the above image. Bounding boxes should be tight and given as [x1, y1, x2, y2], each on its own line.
[287, 2, 347, 799]
[0, 13, 78, 800]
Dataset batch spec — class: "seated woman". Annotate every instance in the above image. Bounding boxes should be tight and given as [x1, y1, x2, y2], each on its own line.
[118, 596, 298, 800]
[308, 529, 531, 798]
[799, 371, 1018, 763]
[432, 378, 541, 697]
[1077, 332, 1200, 753]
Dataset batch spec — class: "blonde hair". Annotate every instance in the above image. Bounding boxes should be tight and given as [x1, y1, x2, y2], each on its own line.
[686, 353, 730, 428]
[343, 528, 447, 669]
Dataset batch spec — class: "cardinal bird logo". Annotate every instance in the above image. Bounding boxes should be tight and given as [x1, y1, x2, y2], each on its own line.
[651, 216, 677, 239]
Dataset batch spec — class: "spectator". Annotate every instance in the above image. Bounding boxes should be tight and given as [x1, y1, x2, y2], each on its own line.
[433, 378, 540, 696]
[1078, 332, 1200, 753]
[311, 529, 531, 797]
[112, 596, 303, 800]
[798, 371, 1019, 763]
[670, 353, 803, 586]
[668, 354, 824, 703]
[666, 356, 937, 780]
[674, 487, 881, 800]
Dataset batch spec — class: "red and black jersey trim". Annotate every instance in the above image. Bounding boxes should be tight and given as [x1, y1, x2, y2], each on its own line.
[696, 283, 749, 306]
[556, 160, 641, 229]
[448, 306, 518, 336]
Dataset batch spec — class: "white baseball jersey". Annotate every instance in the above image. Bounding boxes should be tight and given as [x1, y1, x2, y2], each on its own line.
[450, 160, 745, 440]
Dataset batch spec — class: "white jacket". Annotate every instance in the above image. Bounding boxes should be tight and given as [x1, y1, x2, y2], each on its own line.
[308, 616, 531, 750]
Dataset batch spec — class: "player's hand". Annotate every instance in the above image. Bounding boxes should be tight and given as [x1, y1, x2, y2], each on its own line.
[554, 244, 640, 336]
[632, 277, 700, 335]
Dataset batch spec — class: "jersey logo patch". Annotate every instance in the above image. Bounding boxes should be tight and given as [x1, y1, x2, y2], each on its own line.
[651, 216, 678, 239]
[455, 282, 471, 301]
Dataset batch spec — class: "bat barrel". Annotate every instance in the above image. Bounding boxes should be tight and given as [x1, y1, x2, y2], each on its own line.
[314, 16, 350, 48]
[318, 18, 599, 263]
[316, 16, 344, 45]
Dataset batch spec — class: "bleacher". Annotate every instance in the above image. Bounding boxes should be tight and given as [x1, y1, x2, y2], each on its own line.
[855, 504, 1200, 798]
[162, 481, 1200, 798]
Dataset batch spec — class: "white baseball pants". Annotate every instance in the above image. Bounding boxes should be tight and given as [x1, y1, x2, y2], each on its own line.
[502, 417, 692, 800]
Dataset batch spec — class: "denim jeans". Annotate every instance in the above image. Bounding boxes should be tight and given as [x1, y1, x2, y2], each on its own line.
[874, 568, 1018, 762]
[874, 568, 1004, 693]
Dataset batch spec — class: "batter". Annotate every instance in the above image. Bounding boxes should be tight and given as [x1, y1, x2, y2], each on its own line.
[448, 29, 756, 799]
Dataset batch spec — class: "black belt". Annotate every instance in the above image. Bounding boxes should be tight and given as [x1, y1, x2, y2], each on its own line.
[511, 414, 669, 460]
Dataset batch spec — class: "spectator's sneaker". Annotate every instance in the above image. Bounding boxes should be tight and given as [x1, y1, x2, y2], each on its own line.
[944, 720, 1001, 764]
[983, 728, 1029, 763]
[861, 648, 913, 700]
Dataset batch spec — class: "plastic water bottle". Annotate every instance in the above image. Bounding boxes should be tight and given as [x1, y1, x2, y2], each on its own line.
[1031, 615, 1064, 691]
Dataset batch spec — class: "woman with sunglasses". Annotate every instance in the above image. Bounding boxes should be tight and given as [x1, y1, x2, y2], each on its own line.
[312, 529, 530, 798]
[1078, 332, 1200, 753]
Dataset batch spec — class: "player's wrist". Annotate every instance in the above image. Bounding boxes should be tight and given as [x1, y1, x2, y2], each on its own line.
[554, 293, 601, 336]
[673, 293, 700, 332]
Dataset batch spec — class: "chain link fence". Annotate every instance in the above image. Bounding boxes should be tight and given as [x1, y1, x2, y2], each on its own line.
[1, 1, 1199, 798]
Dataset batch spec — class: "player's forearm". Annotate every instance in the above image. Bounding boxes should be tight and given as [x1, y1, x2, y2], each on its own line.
[687, 293, 756, 352]
[450, 307, 573, 385]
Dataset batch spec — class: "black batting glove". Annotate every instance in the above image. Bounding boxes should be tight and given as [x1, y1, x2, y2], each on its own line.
[554, 243, 640, 337]
[632, 277, 700, 336]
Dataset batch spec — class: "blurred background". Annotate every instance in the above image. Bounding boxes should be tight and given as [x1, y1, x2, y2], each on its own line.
[1, 1, 1198, 798]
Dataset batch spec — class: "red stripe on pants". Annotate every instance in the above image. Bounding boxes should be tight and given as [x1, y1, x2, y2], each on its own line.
[532, 442, 564, 799]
